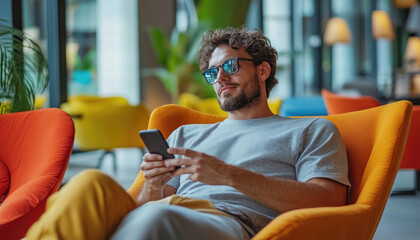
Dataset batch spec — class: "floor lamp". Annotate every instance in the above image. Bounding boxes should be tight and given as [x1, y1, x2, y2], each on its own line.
[324, 17, 352, 46]
[372, 10, 395, 98]
[372, 10, 394, 40]
[324, 17, 352, 91]
[404, 36, 420, 72]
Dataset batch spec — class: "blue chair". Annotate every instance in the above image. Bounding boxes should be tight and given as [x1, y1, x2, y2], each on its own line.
[279, 96, 327, 117]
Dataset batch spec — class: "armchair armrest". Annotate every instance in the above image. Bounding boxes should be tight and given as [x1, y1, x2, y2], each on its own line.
[127, 172, 145, 201]
[253, 204, 373, 240]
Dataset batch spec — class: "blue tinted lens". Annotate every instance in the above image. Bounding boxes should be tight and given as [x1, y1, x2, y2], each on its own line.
[203, 67, 218, 83]
[222, 58, 239, 74]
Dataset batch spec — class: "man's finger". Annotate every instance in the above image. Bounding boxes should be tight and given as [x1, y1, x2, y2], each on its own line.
[143, 153, 163, 162]
[140, 160, 167, 171]
[142, 167, 173, 178]
[170, 165, 194, 177]
[168, 147, 203, 158]
[164, 158, 193, 168]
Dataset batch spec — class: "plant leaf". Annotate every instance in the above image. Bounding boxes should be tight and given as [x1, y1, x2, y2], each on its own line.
[142, 68, 176, 95]
[148, 27, 169, 66]
[185, 21, 210, 63]
[0, 23, 49, 113]
[196, 0, 251, 29]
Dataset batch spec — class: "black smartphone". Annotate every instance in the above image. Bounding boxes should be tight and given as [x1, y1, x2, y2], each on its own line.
[139, 129, 175, 160]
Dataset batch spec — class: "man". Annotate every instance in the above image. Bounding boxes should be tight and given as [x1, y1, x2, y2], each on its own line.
[26, 27, 349, 240]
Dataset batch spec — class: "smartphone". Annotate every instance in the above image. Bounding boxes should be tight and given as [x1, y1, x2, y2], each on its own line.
[139, 129, 175, 160]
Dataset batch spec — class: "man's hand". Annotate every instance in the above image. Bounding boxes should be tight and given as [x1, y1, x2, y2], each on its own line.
[165, 148, 231, 185]
[141, 153, 175, 189]
[137, 153, 175, 204]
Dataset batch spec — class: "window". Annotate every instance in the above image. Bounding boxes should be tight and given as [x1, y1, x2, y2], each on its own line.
[263, 0, 292, 98]
[66, 0, 97, 96]
[22, 0, 49, 108]
[66, 0, 139, 104]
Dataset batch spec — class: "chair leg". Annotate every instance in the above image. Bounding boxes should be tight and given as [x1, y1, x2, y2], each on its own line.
[97, 150, 117, 172]
[391, 170, 418, 196]
[391, 189, 417, 196]
[97, 150, 106, 169]
[110, 150, 117, 172]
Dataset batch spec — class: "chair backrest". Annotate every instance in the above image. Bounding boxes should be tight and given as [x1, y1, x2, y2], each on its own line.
[148, 104, 226, 139]
[400, 105, 420, 169]
[0, 108, 75, 240]
[128, 101, 412, 239]
[68, 95, 130, 105]
[322, 89, 420, 170]
[321, 89, 381, 114]
[279, 96, 327, 116]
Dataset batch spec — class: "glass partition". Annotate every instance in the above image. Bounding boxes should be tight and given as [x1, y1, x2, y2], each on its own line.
[22, 0, 49, 108]
[66, 0, 98, 96]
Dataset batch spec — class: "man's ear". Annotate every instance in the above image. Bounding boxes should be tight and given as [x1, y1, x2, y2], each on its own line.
[259, 61, 271, 82]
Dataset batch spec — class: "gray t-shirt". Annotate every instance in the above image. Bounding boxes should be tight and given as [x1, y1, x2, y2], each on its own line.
[166, 115, 350, 235]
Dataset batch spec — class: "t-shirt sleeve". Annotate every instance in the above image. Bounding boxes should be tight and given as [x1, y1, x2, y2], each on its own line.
[295, 118, 351, 187]
[166, 175, 180, 189]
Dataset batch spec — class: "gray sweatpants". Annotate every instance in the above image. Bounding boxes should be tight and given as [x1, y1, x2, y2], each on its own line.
[110, 203, 251, 240]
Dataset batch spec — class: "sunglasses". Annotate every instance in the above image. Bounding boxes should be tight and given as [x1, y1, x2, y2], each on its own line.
[202, 57, 254, 85]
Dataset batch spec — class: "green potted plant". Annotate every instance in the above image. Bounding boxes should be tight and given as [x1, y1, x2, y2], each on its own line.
[0, 20, 49, 114]
[144, 0, 252, 103]
[195, 0, 251, 29]
[143, 22, 215, 102]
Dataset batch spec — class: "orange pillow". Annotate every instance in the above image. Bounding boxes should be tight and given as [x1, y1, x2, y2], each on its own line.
[0, 160, 10, 199]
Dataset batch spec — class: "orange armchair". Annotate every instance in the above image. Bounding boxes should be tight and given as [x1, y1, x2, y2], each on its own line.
[321, 89, 381, 114]
[0, 108, 75, 240]
[128, 101, 412, 239]
[322, 89, 420, 194]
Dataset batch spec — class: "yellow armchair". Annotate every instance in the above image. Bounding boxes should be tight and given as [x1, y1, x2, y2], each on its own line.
[267, 98, 282, 115]
[178, 93, 282, 117]
[128, 101, 412, 239]
[61, 96, 149, 170]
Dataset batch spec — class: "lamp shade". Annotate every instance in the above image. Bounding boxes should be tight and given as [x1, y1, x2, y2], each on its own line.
[404, 36, 420, 70]
[324, 17, 352, 46]
[406, 4, 420, 34]
[393, 0, 418, 8]
[372, 10, 394, 40]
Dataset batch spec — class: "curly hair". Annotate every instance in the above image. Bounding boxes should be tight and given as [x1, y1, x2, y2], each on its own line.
[197, 27, 278, 97]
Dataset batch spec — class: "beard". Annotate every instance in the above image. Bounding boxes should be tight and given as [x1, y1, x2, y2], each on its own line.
[218, 73, 261, 112]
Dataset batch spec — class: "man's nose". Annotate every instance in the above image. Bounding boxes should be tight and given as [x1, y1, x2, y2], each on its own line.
[216, 67, 230, 84]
